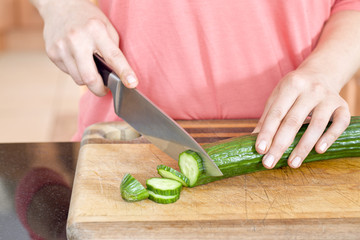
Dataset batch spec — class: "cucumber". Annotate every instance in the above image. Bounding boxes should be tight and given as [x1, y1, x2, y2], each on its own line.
[178, 150, 204, 187]
[146, 177, 182, 195]
[179, 116, 360, 187]
[148, 190, 180, 204]
[157, 165, 190, 187]
[120, 173, 149, 202]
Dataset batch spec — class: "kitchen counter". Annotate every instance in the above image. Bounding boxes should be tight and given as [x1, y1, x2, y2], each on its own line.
[0, 120, 255, 239]
[0, 142, 80, 240]
[1, 119, 360, 240]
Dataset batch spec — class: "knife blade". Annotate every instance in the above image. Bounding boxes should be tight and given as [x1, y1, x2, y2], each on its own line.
[93, 54, 223, 176]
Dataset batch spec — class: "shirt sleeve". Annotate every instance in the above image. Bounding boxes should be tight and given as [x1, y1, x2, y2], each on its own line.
[332, 0, 360, 14]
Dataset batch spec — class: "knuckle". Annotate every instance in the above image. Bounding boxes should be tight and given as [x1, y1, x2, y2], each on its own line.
[67, 28, 82, 43]
[310, 117, 328, 129]
[109, 49, 123, 60]
[82, 74, 98, 86]
[283, 115, 301, 128]
[338, 114, 351, 129]
[71, 74, 83, 85]
[73, 78, 83, 86]
[310, 82, 326, 96]
[85, 18, 106, 33]
[46, 41, 65, 61]
[285, 73, 306, 89]
[267, 108, 284, 120]
[105, 49, 127, 70]
[46, 47, 58, 61]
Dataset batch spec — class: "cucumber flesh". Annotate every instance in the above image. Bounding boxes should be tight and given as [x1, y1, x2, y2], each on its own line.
[157, 165, 190, 187]
[146, 177, 182, 195]
[148, 190, 180, 204]
[120, 173, 149, 202]
[179, 150, 204, 187]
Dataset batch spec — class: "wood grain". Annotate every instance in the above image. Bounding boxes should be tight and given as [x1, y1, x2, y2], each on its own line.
[67, 120, 360, 239]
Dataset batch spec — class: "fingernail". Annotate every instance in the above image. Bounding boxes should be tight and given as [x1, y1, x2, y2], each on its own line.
[263, 154, 274, 168]
[319, 142, 327, 152]
[291, 156, 302, 168]
[126, 75, 137, 87]
[257, 140, 267, 152]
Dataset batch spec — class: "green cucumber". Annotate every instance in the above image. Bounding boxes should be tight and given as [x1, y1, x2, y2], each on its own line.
[178, 150, 204, 187]
[157, 165, 190, 187]
[120, 173, 149, 202]
[146, 177, 182, 195]
[147, 190, 180, 204]
[179, 116, 360, 187]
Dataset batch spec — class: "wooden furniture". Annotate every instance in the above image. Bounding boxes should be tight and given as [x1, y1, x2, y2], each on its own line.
[67, 120, 360, 239]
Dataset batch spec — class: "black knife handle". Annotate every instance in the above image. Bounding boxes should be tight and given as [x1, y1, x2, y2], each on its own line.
[93, 53, 112, 86]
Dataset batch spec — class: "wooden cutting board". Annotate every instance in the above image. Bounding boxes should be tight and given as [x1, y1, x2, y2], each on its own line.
[67, 120, 360, 240]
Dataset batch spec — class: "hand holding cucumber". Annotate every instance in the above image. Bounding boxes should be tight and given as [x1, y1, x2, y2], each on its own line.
[254, 69, 350, 169]
[253, 11, 360, 169]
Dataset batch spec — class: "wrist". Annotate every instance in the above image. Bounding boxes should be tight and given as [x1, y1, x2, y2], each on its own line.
[30, 0, 52, 12]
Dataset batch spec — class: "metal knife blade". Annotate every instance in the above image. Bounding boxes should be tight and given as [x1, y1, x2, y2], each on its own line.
[93, 54, 223, 176]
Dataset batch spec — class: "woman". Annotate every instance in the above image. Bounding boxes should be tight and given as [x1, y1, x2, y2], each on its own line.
[31, 0, 360, 169]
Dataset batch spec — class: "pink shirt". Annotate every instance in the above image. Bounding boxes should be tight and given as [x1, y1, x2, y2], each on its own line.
[73, 0, 360, 141]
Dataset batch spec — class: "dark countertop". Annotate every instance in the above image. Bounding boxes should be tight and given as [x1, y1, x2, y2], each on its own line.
[0, 142, 80, 240]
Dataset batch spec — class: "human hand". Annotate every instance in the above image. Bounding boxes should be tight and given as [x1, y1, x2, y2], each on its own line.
[37, 0, 138, 96]
[253, 69, 350, 169]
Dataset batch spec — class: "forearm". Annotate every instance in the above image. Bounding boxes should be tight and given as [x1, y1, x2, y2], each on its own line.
[298, 10, 360, 91]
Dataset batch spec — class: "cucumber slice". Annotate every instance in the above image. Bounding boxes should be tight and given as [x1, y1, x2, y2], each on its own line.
[148, 190, 180, 204]
[120, 173, 149, 202]
[179, 150, 204, 187]
[146, 177, 182, 195]
[157, 165, 190, 187]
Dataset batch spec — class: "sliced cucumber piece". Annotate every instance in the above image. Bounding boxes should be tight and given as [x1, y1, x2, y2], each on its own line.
[148, 190, 180, 204]
[157, 165, 190, 187]
[146, 177, 182, 195]
[120, 173, 149, 202]
[179, 150, 204, 187]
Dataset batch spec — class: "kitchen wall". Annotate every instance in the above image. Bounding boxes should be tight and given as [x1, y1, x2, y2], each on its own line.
[0, 0, 359, 143]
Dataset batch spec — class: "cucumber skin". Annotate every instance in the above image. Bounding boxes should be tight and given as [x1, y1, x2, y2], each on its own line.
[194, 116, 360, 186]
[120, 174, 149, 202]
[157, 165, 190, 187]
[148, 190, 180, 204]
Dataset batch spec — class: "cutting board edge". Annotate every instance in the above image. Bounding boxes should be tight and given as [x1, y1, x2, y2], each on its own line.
[67, 217, 360, 240]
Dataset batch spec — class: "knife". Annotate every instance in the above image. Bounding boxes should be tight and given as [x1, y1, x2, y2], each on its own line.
[93, 53, 223, 176]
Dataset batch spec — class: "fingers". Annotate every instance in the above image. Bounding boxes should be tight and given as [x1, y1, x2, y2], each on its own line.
[95, 37, 138, 89]
[68, 30, 108, 96]
[255, 72, 351, 170]
[287, 104, 350, 168]
[255, 82, 299, 155]
[286, 106, 333, 168]
[259, 96, 314, 169]
[257, 89, 350, 170]
[314, 105, 350, 153]
[45, 18, 137, 97]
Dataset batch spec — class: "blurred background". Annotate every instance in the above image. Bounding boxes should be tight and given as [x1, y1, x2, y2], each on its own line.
[0, 0, 359, 143]
[0, 0, 80, 142]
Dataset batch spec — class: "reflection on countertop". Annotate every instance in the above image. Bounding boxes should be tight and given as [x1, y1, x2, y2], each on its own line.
[0, 142, 79, 240]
